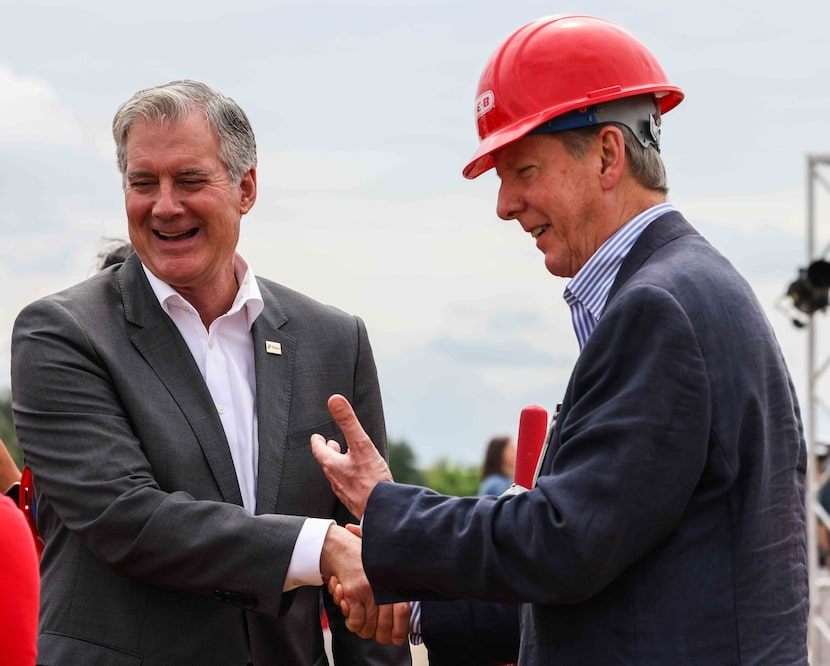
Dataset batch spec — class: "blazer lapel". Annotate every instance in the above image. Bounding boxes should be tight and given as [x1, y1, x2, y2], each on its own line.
[251, 282, 295, 515]
[543, 211, 699, 477]
[118, 255, 244, 506]
[607, 210, 698, 305]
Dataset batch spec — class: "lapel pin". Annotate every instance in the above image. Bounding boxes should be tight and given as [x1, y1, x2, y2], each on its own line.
[266, 341, 282, 355]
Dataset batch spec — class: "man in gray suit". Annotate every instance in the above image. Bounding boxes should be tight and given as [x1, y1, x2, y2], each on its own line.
[11, 80, 410, 665]
[312, 14, 809, 665]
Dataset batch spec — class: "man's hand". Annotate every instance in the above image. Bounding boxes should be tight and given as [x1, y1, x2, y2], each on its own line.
[310, 394, 393, 519]
[328, 524, 412, 646]
[320, 524, 379, 638]
[330, 574, 412, 646]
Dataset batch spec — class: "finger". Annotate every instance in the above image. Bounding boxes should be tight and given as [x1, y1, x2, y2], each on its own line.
[344, 595, 366, 634]
[357, 598, 379, 640]
[327, 394, 373, 454]
[391, 601, 412, 646]
[310, 434, 335, 464]
[344, 523, 362, 537]
[333, 581, 345, 606]
[374, 604, 395, 645]
[327, 575, 339, 597]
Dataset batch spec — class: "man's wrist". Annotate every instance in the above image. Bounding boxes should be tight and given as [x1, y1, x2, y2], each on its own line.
[319, 524, 349, 581]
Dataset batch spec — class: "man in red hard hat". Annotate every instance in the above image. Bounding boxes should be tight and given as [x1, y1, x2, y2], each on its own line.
[313, 14, 809, 665]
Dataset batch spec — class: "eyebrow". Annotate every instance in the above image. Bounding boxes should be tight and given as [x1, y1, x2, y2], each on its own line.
[177, 168, 211, 177]
[126, 168, 212, 180]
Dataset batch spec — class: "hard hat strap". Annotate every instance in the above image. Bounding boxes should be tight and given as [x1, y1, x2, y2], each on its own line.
[529, 95, 662, 150]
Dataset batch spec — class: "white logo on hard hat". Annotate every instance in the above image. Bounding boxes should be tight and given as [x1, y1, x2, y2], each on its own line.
[476, 90, 495, 119]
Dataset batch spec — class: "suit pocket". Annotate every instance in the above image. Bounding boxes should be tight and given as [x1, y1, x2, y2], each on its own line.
[286, 420, 341, 450]
[38, 631, 143, 665]
[278, 420, 342, 516]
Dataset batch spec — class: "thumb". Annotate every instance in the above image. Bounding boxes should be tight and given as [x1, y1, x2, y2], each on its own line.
[327, 394, 373, 454]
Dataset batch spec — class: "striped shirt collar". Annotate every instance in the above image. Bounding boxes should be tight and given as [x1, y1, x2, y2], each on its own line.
[564, 202, 675, 349]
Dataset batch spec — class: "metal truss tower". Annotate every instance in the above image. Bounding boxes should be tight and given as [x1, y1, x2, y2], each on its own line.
[804, 154, 830, 663]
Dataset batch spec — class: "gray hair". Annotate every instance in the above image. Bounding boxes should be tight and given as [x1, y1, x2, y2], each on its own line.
[557, 123, 668, 194]
[112, 80, 257, 187]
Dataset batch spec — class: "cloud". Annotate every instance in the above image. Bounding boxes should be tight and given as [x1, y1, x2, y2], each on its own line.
[0, 64, 85, 147]
[2, 0, 828, 466]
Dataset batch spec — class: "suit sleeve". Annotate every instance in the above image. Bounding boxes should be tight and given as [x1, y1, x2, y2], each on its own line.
[346, 316, 389, 478]
[362, 285, 710, 604]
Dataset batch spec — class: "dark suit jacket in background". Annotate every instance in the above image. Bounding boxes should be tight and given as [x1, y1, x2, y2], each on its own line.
[419, 599, 519, 666]
[361, 212, 809, 665]
[11, 254, 410, 666]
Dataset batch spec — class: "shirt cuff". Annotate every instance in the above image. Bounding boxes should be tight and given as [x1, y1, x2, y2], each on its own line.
[283, 518, 335, 591]
[409, 600, 423, 644]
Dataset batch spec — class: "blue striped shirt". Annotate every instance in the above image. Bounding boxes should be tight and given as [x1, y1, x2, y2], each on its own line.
[563, 203, 675, 350]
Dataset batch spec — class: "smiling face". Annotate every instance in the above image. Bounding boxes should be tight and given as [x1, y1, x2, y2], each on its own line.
[123, 111, 256, 312]
[493, 132, 611, 278]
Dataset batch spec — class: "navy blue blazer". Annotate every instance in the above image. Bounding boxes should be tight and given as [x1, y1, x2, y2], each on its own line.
[362, 212, 809, 665]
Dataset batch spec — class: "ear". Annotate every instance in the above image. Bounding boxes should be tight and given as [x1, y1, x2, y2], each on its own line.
[597, 126, 626, 190]
[238, 167, 257, 214]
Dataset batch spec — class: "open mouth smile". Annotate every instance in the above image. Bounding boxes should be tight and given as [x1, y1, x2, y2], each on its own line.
[154, 228, 199, 241]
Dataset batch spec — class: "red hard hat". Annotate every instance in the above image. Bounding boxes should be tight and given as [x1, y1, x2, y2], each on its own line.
[463, 14, 684, 179]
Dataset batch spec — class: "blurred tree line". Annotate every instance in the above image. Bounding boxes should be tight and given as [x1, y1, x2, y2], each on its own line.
[0, 389, 21, 469]
[388, 440, 480, 497]
[0, 389, 481, 496]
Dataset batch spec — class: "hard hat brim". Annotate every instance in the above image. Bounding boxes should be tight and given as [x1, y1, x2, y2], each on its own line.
[463, 87, 683, 180]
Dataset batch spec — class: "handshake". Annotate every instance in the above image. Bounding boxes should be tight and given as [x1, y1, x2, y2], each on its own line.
[311, 394, 412, 646]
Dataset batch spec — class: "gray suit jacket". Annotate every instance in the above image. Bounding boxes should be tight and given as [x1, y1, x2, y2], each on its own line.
[361, 212, 808, 665]
[11, 254, 410, 666]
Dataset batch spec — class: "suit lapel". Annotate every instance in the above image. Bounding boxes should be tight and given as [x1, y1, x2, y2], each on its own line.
[118, 255, 244, 506]
[251, 281, 295, 515]
[544, 211, 699, 477]
[606, 210, 697, 306]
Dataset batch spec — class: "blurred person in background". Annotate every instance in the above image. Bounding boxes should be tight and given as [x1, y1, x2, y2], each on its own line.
[477, 436, 516, 497]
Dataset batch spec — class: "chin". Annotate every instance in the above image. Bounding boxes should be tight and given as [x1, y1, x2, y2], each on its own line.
[544, 261, 565, 278]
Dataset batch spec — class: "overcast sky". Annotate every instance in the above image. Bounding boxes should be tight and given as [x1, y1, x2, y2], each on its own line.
[3, 0, 830, 466]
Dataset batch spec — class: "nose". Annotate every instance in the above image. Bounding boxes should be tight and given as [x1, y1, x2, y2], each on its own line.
[496, 181, 524, 221]
[152, 180, 184, 220]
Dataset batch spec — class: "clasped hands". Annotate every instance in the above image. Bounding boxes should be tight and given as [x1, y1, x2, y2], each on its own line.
[312, 394, 410, 646]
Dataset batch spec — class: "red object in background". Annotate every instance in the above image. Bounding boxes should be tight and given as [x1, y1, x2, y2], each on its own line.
[18, 466, 43, 558]
[0, 495, 39, 665]
[514, 405, 548, 489]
